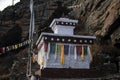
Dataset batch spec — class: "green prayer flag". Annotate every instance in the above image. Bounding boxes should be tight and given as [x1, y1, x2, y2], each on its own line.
[50, 43, 56, 54]
[84, 45, 88, 55]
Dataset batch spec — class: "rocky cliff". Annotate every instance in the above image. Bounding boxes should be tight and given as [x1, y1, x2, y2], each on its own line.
[74, 0, 120, 57]
[0, 0, 120, 79]
[0, 0, 73, 40]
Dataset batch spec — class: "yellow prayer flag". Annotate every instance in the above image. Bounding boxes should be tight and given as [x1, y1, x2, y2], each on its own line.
[60, 44, 64, 65]
[15, 45, 18, 49]
[81, 45, 84, 61]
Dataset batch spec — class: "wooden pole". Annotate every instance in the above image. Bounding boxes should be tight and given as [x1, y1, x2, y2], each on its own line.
[12, 0, 14, 5]
[27, 0, 35, 79]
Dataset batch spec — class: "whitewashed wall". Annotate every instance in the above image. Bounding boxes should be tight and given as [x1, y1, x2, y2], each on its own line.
[37, 45, 91, 69]
[45, 54, 90, 69]
[54, 25, 75, 35]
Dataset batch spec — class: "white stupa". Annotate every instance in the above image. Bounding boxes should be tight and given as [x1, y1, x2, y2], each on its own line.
[36, 18, 96, 69]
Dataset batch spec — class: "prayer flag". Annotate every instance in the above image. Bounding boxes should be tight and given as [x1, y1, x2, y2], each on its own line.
[54, 43, 61, 60]
[47, 43, 50, 60]
[7, 47, 10, 51]
[81, 45, 84, 61]
[18, 44, 21, 47]
[23, 42, 26, 46]
[84, 45, 88, 55]
[70, 45, 75, 54]
[15, 45, 18, 49]
[12, 45, 15, 50]
[60, 44, 64, 65]
[3, 47, 5, 53]
[73, 46, 77, 60]
[88, 45, 93, 62]
[0, 47, 5, 53]
[50, 43, 56, 54]
[89, 45, 92, 53]
[56, 44, 61, 54]
[5, 47, 9, 52]
[76, 45, 82, 55]
[54, 43, 57, 59]
[44, 42, 48, 52]
[7, 46, 11, 51]
[64, 45, 69, 55]
[0, 39, 32, 54]
[39, 51, 44, 66]
[20, 43, 23, 47]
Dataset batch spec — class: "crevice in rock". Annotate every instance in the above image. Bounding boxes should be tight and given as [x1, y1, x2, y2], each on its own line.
[105, 16, 120, 39]
[95, 0, 105, 10]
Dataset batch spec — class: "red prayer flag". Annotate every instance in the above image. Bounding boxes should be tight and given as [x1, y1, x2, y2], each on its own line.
[44, 42, 48, 52]
[0, 47, 5, 53]
[76, 45, 82, 55]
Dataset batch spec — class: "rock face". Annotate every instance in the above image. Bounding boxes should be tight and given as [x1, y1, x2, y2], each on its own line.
[71, 0, 120, 47]
[71, 0, 120, 73]
[0, 0, 73, 40]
